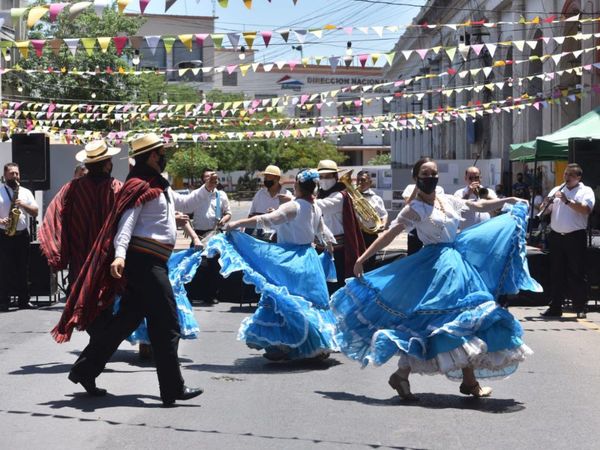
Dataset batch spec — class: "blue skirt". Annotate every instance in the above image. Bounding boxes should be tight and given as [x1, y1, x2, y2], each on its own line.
[204, 231, 339, 359]
[330, 203, 542, 379]
[125, 248, 202, 345]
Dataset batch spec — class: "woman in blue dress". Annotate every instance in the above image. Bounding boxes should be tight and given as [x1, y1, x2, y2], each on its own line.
[206, 169, 339, 361]
[331, 158, 541, 400]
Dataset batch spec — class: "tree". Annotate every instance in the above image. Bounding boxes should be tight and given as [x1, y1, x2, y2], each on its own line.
[166, 144, 217, 186]
[368, 153, 391, 165]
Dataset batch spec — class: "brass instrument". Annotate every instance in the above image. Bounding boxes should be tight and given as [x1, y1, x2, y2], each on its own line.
[339, 170, 383, 234]
[5, 180, 21, 237]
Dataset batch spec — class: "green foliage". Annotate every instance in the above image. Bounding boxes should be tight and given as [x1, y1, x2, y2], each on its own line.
[204, 89, 244, 103]
[136, 73, 201, 104]
[367, 153, 391, 165]
[166, 144, 218, 184]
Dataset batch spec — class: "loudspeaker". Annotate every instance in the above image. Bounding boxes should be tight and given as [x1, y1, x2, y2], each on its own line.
[11, 133, 50, 191]
[568, 137, 600, 189]
[28, 242, 57, 298]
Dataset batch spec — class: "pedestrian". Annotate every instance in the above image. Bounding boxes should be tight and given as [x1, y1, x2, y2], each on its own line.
[330, 157, 541, 400]
[212, 169, 338, 361]
[315, 159, 365, 294]
[512, 172, 531, 201]
[185, 167, 232, 305]
[539, 163, 595, 319]
[454, 166, 498, 230]
[0, 163, 39, 311]
[53, 132, 205, 407]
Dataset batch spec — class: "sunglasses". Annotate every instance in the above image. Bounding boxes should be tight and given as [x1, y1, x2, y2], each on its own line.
[468, 175, 480, 180]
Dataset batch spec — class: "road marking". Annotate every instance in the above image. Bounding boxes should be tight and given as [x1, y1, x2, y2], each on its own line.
[577, 319, 600, 334]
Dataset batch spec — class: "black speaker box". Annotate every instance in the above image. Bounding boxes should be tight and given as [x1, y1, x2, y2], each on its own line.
[28, 242, 57, 298]
[11, 133, 50, 191]
[568, 137, 600, 189]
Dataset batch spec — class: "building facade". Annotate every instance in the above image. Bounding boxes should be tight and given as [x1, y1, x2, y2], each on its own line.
[385, 0, 600, 192]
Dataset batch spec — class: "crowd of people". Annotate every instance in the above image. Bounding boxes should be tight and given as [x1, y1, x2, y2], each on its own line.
[0, 133, 595, 406]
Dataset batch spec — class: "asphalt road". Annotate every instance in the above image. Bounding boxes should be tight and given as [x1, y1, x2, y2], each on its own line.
[1, 301, 600, 449]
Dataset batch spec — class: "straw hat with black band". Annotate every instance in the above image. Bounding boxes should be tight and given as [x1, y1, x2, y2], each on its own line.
[262, 165, 281, 177]
[75, 140, 121, 164]
[317, 159, 340, 174]
[128, 133, 167, 158]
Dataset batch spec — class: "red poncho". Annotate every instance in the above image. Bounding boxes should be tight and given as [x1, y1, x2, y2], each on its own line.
[51, 170, 168, 343]
[39, 176, 123, 284]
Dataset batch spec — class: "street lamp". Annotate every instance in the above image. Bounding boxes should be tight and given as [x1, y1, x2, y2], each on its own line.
[132, 49, 140, 66]
[292, 45, 303, 59]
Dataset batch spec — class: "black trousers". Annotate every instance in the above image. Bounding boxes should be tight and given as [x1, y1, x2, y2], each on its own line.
[407, 230, 423, 256]
[548, 229, 588, 312]
[0, 231, 30, 306]
[70, 251, 184, 401]
[187, 229, 221, 302]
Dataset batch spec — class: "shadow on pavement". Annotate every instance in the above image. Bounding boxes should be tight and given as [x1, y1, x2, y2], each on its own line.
[315, 390, 526, 414]
[38, 393, 201, 411]
[186, 356, 342, 375]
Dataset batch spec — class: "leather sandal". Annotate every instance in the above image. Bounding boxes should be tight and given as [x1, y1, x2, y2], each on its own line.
[388, 373, 419, 401]
[459, 382, 492, 397]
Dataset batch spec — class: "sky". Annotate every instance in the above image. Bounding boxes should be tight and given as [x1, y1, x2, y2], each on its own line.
[124, 0, 426, 64]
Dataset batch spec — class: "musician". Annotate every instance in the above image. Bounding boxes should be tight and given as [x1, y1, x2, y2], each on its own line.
[315, 159, 365, 293]
[540, 163, 595, 319]
[186, 168, 231, 305]
[356, 170, 387, 255]
[454, 166, 497, 230]
[0, 163, 39, 311]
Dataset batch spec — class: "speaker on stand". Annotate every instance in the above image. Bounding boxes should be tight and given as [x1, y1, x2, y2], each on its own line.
[11, 133, 50, 191]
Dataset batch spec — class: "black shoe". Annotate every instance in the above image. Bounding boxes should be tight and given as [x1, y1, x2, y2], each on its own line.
[540, 308, 562, 318]
[68, 372, 107, 396]
[162, 385, 204, 407]
[576, 311, 587, 319]
[18, 302, 37, 310]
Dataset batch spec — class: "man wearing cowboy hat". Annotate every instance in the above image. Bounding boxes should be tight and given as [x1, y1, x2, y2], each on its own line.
[315, 159, 365, 294]
[0, 162, 39, 311]
[246, 164, 292, 238]
[54, 132, 205, 406]
[40, 139, 123, 305]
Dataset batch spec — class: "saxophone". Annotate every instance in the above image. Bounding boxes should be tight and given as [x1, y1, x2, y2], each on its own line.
[5, 180, 21, 237]
[339, 170, 383, 235]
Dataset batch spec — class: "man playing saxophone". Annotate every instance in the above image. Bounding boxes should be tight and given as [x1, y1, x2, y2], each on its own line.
[0, 163, 39, 311]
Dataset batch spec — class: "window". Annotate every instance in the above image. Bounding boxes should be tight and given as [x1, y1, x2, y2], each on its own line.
[223, 72, 238, 86]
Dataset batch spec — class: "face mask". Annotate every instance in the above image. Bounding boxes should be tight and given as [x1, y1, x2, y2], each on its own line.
[6, 178, 18, 189]
[319, 178, 337, 191]
[157, 154, 167, 172]
[264, 179, 275, 189]
[416, 177, 438, 195]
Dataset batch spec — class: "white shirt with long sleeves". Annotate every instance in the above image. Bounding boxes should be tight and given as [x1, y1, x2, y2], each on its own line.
[316, 191, 344, 236]
[248, 186, 292, 216]
[114, 186, 206, 259]
[0, 183, 38, 232]
[186, 186, 231, 231]
[549, 182, 595, 233]
[255, 198, 335, 245]
[453, 185, 497, 230]
[361, 188, 388, 224]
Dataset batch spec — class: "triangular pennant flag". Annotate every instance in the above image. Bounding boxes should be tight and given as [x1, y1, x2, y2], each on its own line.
[513, 40, 525, 52]
[278, 29, 290, 42]
[260, 30, 272, 47]
[10, 8, 27, 19]
[251, 62, 260, 71]
[94, 0, 109, 17]
[554, 36, 566, 45]
[69, 2, 93, 19]
[97, 37, 111, 53]
[243, 0, 252, 8]
[315, 56, 322, 65]
[458, 44, 470, 61]
[129, 36, 144, 50]
[309, 29, 323, 39]
[372, 26, 384, 38]
[384, 52, 396, 65]
[402, 50, 413, 60]
[113, 36, 128, 55]
[15, 41, 29, 59]
[330, 56, 340, 72]
[358, 54, 368, 67]
[275, 60, 286, 70]
[358, 27, 369, 34]
[49, 3, 67, 22]
[226, 65, 237, 74]
[211, 34, 224, 49]
[485, 43, 497, 58]
[179, 34, 193, 51]
[165, 0, 178, 12]
[227, 32, 240, 50]
[526, 40, 538, 50]
[239, 64, 251, 76]
[445, 47, 457, 61]
[49, 38, 62, 55]
[371, 53, 380, 65]
[243, 32, 256, 49]
[31, 40, 45, 57]
[416, 48, 428, 60]
[27, 6, 49, 28]
[195, 34, 209, 47]
[117, 0, 130, 13]
[146, 35, 161, 55]
[139, 0, 150, 14]
[343, 27, 353, 35]
[293, 29, 307, 44]
[80, 37, 96, 56]
[471, 44, 484, 56]
[218, 0, 229, 7]
[482, 67, 493, 78]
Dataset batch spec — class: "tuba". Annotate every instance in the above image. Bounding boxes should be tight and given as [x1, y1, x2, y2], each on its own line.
[5, 180, 21, 237]
[339, 170, 383, 235]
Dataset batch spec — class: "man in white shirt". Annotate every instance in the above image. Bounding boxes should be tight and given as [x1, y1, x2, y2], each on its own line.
[0, 163, 39, 311]
[540, 163, 595, 319]
[66, 133, 204, 406]
[186, 168, 231, 305]
[356, 170, 387, 266]
[454, 166, 498, 230]
[246, 164, 291, 239]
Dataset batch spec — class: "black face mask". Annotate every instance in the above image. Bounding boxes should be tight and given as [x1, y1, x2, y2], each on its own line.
[417, 177, 438, 195]
[157, 154, 167, 172]
[264, 179, 275, 189]
[6, 178, 18, 189]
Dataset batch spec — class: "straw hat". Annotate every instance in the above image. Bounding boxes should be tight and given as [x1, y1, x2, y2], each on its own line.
[75, 140, 121, 164]
[317, 159, 340, 174]
[128, 132, 166, 158]
[262, 165, 281, 177]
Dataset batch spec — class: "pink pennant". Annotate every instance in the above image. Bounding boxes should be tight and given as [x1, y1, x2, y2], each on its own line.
[195, 33, 209, 46]
[471, 44, 484, 56]
[220, 109, 228, 118]
[358, 54, 368, 68]
[149, 113, 157, 121]
[251, 99, 261, 108]
[139, 0, 150, 14]
[31, 40, 46, 58]
[300, 94, 309, 105]
[204, 103, 213, 113]
[416, 48, 428, 60]
[260, 31, 272, 47]
[288, 60, 298, 71]
[113, 36, 128, 55]
[226, 65, 237, 74]
[343, 27, 353, 35]
[49, 3, 67, 22]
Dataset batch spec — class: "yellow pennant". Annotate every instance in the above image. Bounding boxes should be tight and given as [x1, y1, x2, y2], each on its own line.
[218, 0, 229, 7]
[178, 34, 193, 51]
[15, 41, 30, 59]
[117, 0, 130, 13]
[97, 37, 111, 53]
[243, 0, 252, 9]
[163, 36, 176, 54]
[80, 37, 96, 56]
[243, 32, 256, 49]
[27, 6, 49, 28]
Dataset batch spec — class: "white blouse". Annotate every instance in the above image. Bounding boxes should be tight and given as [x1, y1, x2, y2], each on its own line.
[315, 191, 344, 236]
[391, 194, 467, 245]
[255, 198, 335, 246]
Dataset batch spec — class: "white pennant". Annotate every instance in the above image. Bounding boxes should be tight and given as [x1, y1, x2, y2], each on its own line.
[145, 36, 161, 55]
